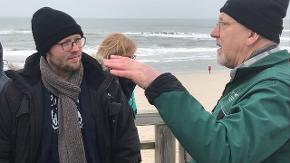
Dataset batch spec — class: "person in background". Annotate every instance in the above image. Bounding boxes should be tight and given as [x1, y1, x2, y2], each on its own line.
[207, 65, 212, 74]
[0, 41, 9, 92]
[104, 0, 290, 162]
[0, 7, 141, 163]
[96, 32, 138, 118]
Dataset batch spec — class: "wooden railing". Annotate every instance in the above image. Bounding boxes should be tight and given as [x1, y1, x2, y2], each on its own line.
[135, 113, 192, 163]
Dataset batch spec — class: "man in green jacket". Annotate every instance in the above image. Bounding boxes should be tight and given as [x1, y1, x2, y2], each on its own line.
[104, 0, 290, 162]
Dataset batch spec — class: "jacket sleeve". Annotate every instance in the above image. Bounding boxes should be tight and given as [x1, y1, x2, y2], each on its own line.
[0, 83, 14, 163]
[145, 73, 290, 163]
[112, 81, 141, 163]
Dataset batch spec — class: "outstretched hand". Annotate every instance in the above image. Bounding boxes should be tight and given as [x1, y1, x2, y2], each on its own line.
[103, 55, 161, 89]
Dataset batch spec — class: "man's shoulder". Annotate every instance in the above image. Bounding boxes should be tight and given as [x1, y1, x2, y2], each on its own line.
[257, 56, 290, 85]
[4, 69, 36, 96]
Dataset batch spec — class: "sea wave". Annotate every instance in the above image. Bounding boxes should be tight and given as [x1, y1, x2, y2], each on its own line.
[83, 46, 217, 57]
[3, 49, 36, 56]
[123, 31, 212, 40]
[4, 46, 288, 66]
[280, 36, 290, 41]
[3, 47, 217, 66]
[136, 47, 217, 56]
[280, 46, 290, 51]
[0, 30, 31, 35]
[138, 54, 215, 63]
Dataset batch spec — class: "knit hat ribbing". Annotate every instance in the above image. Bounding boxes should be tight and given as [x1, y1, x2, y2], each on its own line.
[220, 0, 289, 44]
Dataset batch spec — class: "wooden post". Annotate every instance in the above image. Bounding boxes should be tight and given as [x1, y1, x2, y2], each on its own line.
[179, 142, 186, 163]
[155, 124, 175, 163]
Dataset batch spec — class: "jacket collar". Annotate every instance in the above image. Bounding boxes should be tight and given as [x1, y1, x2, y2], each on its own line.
[230, 49, 290, 81]
[6, 52, 107, 92]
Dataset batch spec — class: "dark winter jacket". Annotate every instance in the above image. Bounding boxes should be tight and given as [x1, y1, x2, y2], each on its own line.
[0, 42, 9, 92]
[0, 52, 141, 163]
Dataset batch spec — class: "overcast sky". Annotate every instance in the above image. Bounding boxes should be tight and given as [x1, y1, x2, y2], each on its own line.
[0, 0, 289, 19]
[0, 0, 226, 19]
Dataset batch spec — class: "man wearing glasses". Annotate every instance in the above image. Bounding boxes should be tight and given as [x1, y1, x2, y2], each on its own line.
[0, 7, 141, 163]
[104, 0, 290, 162]
[0, 41, 9, 92]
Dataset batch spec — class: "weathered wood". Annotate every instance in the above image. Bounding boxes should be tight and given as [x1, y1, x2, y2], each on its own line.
[179, 143, 186, 163]
[135, 112, 164, 126]
[155, 125, 176, 163]
[136, 113, 192, 163]
[140, 140, 155, 149]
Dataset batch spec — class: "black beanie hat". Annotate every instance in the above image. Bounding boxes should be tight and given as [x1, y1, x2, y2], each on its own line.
[220, 0, 289, 44]
[31, 7, 83, 56]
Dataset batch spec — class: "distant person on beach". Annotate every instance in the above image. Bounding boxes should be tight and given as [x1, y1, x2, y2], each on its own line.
[104, 0, 290, 162]
[95, 32, 138, 118]
[0, 7, 141, 163]
[0, 41, 9, 92]
[207, 65, 212, 74]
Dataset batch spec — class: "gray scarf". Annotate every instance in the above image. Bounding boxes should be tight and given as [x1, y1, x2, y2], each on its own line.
[40, 57, 87, 163]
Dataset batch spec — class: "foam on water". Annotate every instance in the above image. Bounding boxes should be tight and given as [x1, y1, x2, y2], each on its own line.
[123, 31, 212, 40]
[1, 18, 289, 72]
[0, 30, 31, 35]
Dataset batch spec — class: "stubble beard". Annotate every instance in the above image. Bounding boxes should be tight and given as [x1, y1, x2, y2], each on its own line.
[62, 62, 81, 74]
[217, 51, 231, 68]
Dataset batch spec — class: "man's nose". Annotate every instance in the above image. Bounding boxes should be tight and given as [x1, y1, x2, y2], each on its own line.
[71, 42, 81, 51]
[210, 25, 219, 38]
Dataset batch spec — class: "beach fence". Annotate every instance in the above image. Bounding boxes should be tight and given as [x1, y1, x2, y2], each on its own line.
[135, 113, 192, 163]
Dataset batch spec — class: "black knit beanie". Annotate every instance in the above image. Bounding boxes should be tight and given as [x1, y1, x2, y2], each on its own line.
[31, 7, 83, 56]
[220, 0, 289, 44]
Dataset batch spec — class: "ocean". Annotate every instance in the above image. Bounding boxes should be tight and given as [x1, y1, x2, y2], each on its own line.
[1, 17, 289, 73]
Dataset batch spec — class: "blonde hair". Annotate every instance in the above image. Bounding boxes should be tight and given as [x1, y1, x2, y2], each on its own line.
[96, 33, 136, 60]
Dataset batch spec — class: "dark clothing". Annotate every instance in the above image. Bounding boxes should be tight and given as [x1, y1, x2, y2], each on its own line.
[118, 77, 137, 118]
[0, 52, 141, 163]
[0, 42, 9, 93]
[118, 77, 136, 100]
[0, 68, 9, 93]
[39, 90, 101, 163]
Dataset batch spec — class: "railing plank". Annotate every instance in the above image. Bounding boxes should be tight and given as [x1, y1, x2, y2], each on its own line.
[135, 112, 164, 126]
[140, 140, 155, 149]
[136, 113, 190, 163]
[155, 125, 175, 163]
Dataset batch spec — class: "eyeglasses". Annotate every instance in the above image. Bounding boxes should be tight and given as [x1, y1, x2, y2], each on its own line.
[56, 37, 86, 52]
[216, 21, 237, 31]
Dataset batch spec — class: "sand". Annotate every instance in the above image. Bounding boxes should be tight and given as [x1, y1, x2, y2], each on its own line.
[135, 70, 231, 162]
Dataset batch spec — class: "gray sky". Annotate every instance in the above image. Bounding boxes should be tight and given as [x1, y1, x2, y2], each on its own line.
[0, 0, 225, 19]
[0, 0, 289, 19]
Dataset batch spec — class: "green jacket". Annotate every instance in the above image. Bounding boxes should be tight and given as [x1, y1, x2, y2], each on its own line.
[145, 50, 290, 163]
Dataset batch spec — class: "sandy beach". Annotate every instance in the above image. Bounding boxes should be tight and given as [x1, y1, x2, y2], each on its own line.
[135, 70, 231, 162]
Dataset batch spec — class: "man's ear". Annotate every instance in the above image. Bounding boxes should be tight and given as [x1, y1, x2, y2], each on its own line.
[247, 31, 260, 46]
